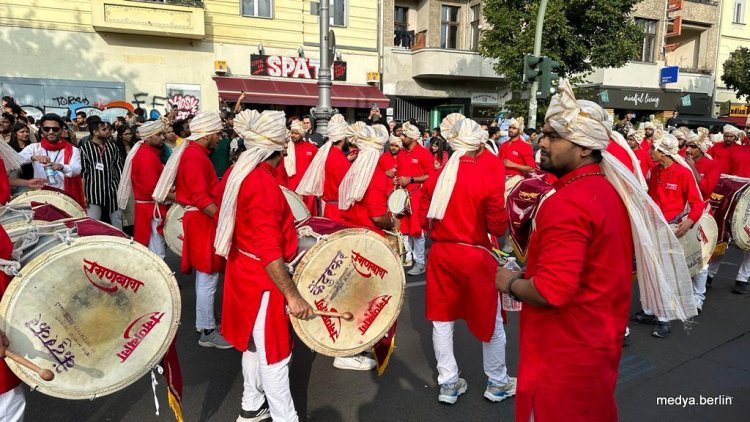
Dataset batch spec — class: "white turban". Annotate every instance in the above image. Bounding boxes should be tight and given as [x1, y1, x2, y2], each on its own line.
[152, 111, 222, 202]
[439, 113, 465, 143]
[426, 116, 484, 220]
[626, 128, 637, 139]
[284, 122, 307, 177]
[338, 123, 388, 210]
[508, 117, 525, 131]
[137, 120, 165, 139]
[215, 110, 287, 257]
[694, 127, 712, 156]
[724, 124, 741, 135]
[545, 78, 697, 323]
[389, 135, 403, 148]
[710, 133, 723, 144]
[296, 114, 347, 196]
[290, 120, 305, 134]
[642, 121, 655, 130]
[401, 122, 421, 140]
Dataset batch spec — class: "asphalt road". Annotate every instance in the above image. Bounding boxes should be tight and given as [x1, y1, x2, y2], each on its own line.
[25, 247, 750, 422]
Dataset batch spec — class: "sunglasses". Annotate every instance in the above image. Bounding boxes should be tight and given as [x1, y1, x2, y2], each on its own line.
[686, 144, 699, 149]
[41, 126, 61, 133]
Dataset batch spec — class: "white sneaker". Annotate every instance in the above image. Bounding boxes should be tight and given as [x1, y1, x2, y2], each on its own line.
[333, 355, 376, 371]
[407, 263, 425, 276]
[484, 377, 517, 402]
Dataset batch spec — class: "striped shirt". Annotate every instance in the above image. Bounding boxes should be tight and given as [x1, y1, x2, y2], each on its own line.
[79, 138, 123, 210]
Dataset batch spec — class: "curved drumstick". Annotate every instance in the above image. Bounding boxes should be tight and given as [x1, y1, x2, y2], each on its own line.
[313, 310, 354, 322]
[4, 350, 55, 381]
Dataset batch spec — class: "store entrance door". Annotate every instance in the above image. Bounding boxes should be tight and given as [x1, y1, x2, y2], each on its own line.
[430, 105, 464, 129]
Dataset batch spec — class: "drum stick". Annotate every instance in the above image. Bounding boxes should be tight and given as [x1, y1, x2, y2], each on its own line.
[313, 310, 354, 321]
[4, 350, 55, 381]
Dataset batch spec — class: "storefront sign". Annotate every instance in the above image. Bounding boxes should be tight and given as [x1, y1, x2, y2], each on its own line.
[250, 54, 347, 81]
[471, 92, 499, 105]
[596, 88, 682, 111]
[730, 103, 749, 117]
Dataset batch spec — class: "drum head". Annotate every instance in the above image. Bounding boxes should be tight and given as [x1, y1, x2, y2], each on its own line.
[0, 236, 180, 399]
[504, 176, 524, 200]
[731, 187, 750, 251]
[9, 190, 85, 219]
[164, 205, 185, 256]
[291, 228, 405, 357]
[281, 187, 311, 223]
[387, 189, 408, 215]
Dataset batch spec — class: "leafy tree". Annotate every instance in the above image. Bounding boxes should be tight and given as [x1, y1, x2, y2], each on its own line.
[721, 47, 750, 102]
[480, 0, 644, 121]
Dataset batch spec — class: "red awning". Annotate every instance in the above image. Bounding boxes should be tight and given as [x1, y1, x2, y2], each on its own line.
[213, 76, 390, 109]
[720, 115, 748, 127]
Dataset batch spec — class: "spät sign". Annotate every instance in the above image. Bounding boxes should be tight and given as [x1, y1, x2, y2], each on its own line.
[251, 54, 347, 81]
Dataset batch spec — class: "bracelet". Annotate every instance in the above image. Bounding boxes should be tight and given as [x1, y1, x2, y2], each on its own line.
[506, 275, 523, 302]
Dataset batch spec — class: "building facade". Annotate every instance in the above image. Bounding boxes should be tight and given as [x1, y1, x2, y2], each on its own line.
[714, 0, 750, 126]
[0, 0, 386, 122]
[382, 0, 508, 128]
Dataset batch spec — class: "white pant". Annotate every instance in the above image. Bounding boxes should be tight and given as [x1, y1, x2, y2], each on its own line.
[0, 385, 25, 422]
[148, 218, 166, 259]
[707, 251, 750, 281]
[241, 292, 298, 422]
[86, 204, 123, 230]
[195, 271, 219, 331]
[404, 235, 426, 265]
[693, 267, 708, 309]
[432, 297, 509, 386]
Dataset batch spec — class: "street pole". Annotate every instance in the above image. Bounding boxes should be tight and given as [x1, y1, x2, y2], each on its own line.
[312, 1, 334, 136]
[527, 0, 549, 129]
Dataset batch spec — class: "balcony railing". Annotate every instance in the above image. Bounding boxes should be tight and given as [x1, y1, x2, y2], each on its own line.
[394, 30, 415, 49]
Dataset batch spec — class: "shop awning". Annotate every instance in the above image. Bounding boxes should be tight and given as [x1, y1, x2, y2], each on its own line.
[213, 76, 390, 109]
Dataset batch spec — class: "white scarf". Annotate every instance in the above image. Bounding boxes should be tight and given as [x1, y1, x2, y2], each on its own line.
[296, 114, 348, 196]
[338, 123, 387, 210]
[117, 141, 144, 209]
[284, 120, 306, 177]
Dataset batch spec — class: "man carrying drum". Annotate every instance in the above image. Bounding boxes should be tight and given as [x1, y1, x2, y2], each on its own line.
[153, 111, 231, 349]
[685, 129, 720, 203]
[420, 114, 515, 405]
[117, 120, 171, 258]
[395, 122, 433, 276]
[634, 133, 704, 336]
[496, 80, 694, 421]
[296, 114, 350, 222]
[378, 134, 401, 183]
[215, 109, 314, 422]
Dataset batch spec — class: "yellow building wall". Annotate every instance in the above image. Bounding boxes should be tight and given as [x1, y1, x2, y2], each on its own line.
[715, 0, 750, 104]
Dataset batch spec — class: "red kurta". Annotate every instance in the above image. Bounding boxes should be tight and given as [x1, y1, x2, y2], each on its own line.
[706, 142, 737, 175]
[499, 137, 535, 177]
[175, 142, 224, 274]
[420, 151, 508, 341]
[131, 144, 167, 246]
[648, 162, 704, 223]
[518, 164, 633, 422]
[730, 146, 750, 178]
[221, 163, 298, 364]
[341, 169, 389, 236]
[0, 225, 19, 394]
[694, 157, 721, 200]
[286, 141, 318, 191]
[321, 147, 351, 222]
[397, 143, 433, 236]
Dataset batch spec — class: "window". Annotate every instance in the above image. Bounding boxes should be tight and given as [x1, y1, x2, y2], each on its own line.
[470, 4, 481, 51]
[242, 0, 272, 18]
[394, 6, 413, 48]
[734, 0, 746, 24]
[330, 0, 346, 27]
[634, 18, 657, 62]
[440, 5, 460, 49]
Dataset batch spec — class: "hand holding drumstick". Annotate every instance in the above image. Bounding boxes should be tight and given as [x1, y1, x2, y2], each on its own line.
[0, 329, 55, 381]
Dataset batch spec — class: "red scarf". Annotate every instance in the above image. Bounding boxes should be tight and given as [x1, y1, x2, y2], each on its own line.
[41, 137, 86, 208]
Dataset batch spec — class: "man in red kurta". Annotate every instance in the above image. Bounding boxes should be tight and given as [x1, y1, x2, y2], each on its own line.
[0, 225, 25, 419]
[685, 132, 720, 201]
[171, 112, 231, 349]
[420, 115, 513, 405]
[215, 109, 314, 422]
[321, 143, 350, 222]
[496, 84, 637, 422]
[707, 125, 741, 175]
[284, 120, 317, 213]
[378, 135, 401, 185]
[396, 122, 433, 275]
[499, 117, 535, 177]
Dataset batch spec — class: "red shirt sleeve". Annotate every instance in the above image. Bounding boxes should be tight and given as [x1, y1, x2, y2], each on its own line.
[520, 142, 535, 167]
[246, 177, 285, 265]
[183, 158, 217, 209]
[132, 150, 163, 200]
[418, 147, 434, 177]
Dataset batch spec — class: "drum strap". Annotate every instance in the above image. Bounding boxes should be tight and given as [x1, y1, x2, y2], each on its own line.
[439, 241, 502, 265]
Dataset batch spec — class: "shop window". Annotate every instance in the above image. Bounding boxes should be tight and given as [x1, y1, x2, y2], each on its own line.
[440, 5, 460, 49]
[330, 0, 347, 27]
[634, 18, 657, 63]
[241, 0, 272, 18]
[734, 0, 746, 24]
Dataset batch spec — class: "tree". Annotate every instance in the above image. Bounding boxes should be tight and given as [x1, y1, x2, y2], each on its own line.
[480, 0, 644, 121]
[721, 47, 750, 102]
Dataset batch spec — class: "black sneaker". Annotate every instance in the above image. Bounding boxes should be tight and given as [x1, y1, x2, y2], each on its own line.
[706, 276, 713, 288]
[652, 321, 671, 338]
[631, 310, 657, 324]
[732, 281, 748, 295]
[237, 401, 271, 422]
[622, 331, 632, 347]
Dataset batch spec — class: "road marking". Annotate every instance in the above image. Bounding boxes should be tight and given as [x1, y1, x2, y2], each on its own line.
[406, 281, 426, 288]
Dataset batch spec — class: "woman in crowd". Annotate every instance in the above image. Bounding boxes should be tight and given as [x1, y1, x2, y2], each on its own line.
[8, 123, 35, 194]
[116, 124, 136, 162]
[430, 138, 448, 171]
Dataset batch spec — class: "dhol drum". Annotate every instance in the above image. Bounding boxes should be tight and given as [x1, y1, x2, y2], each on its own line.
[731, 185, 750, 251]
[387, 189, 411, 217]
[281, 186, 311, 223]
[506, 175, 554, 262]
[0, 227, 179, 400]
[9, 189, 86, 220]
[0, 203, 75, 231]
[708, 174, 750, 255]
[291, 217, 405, 357]
[504, 175, 524, 200]
[163, 205, 185, 257]
[674, 212, 718, 277]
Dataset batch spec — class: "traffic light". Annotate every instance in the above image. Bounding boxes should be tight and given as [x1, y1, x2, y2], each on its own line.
[538, 57, 561, 99]
[523, 54, 543, 83]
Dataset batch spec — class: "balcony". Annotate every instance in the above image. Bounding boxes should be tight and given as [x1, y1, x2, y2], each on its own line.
[91, 0, 205, 39]
[386, 47, 502, 80]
